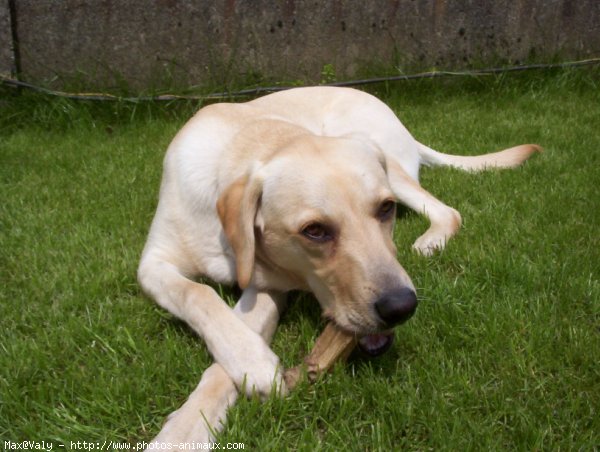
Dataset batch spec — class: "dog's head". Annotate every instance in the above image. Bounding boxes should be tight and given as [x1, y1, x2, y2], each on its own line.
[217, 134, 417, 337]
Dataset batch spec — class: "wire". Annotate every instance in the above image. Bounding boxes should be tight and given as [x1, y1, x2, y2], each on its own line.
[2, 58, 599, 103]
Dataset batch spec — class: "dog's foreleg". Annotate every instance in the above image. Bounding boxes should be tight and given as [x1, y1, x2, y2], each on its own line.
[138, 257, 285, 397]
[146, 289, 286, 449]
[387, 160, 462, 255]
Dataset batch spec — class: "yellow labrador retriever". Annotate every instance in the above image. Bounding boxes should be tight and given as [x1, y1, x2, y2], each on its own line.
[138, 87, 539, 445]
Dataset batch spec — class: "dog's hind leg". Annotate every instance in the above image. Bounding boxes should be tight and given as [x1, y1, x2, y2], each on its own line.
[386, 159, 462, 255]
[145, 289, 286, 449]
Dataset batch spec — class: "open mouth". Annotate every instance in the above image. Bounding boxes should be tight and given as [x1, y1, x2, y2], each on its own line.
[357, 332, 394, 357]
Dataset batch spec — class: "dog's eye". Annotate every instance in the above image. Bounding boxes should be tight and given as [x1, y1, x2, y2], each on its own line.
[301, 223, 333, 242]
[377, 200, 396, 221]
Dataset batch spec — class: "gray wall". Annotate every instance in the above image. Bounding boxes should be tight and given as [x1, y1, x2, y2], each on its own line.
[2, 0, 600, 90]
[0, 0, 14, 78]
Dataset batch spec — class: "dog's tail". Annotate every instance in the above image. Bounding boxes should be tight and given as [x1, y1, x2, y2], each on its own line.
[418, 143, 542, 172]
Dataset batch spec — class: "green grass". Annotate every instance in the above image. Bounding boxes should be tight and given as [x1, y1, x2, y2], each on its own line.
[1, 68, 599, 451]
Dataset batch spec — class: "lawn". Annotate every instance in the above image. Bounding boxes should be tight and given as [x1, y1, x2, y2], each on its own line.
[1, 68, 599, 451]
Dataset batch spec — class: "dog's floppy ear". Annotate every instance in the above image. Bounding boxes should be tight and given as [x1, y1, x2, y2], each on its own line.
[217, 167, 264, 289]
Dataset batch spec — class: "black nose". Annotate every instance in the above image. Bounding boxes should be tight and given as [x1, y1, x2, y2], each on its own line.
[374, 288, 418, 327]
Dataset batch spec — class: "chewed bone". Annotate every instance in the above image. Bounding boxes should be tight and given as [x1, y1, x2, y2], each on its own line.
[284, 322, 358, 389]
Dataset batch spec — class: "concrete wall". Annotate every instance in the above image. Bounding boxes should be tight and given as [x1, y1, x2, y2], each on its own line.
[0, 0, 14, 78]
[3, 0, 600, 90]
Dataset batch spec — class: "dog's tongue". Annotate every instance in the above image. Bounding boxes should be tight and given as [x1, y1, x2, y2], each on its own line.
[358, 332, 394, 357]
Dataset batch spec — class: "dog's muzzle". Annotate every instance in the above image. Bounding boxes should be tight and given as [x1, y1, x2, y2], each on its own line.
[357, 287, 418, 357]
[374, 287, 418, 328]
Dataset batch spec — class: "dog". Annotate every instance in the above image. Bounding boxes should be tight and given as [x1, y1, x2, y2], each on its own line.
[138, 87, 539, 444]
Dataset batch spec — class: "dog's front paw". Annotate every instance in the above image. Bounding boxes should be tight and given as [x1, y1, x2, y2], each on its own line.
[233, 348, 287, 400]
[218, 332, 287, 400]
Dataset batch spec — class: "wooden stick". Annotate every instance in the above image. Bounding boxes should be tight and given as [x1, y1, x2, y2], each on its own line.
[284, 322, 357, 389]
